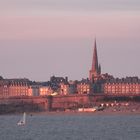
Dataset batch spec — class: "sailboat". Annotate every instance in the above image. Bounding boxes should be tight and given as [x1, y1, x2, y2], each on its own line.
[17, 112, 26, 126]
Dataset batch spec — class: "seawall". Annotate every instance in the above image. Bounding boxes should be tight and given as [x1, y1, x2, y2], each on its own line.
[0, 94, 140, 114]
[0, 96, 49, 114]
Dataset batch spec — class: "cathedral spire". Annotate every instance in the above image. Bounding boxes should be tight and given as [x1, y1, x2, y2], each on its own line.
[89, 39, 101, 82]
[92, 39, 98, 72]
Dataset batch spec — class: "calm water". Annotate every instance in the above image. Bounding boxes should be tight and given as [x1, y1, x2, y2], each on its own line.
[0, 113, 140, 140]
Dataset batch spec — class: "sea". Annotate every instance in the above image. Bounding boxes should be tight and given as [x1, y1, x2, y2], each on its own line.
[0, 113, 140, 140]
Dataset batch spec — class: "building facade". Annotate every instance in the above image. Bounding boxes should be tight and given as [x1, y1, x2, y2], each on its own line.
[77, 79, 92, 94]
[0, 78, 30, 98]
[39, 86, 53, 96]
[104, 77, 140, 94]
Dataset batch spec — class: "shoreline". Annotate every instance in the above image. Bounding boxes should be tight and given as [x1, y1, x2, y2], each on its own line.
[30, 102, 140, 116]
[28, 107, 140, 116]
[1, 102, 140, 116]
[1, 109, 140, 116]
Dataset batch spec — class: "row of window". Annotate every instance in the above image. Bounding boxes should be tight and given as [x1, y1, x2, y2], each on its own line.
[105, 88, 140, 90]
[105, 91, 140, 94]
[1, 93, 28, 96]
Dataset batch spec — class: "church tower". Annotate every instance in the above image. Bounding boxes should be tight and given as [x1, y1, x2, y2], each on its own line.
[89, 39, 101, 82]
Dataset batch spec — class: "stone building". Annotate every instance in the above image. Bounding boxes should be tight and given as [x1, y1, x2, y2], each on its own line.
[59, 82, 70, 95]
[28, 85, 40, 96]
[68, 81, 77, 94]
[39, 86, 53, 96]
[76, 39, 104, 94]
[104, 77, 140, 94]
[49, 76, 68, 92]
[77, 79, 92, 94]
[0, 78, 30, 98]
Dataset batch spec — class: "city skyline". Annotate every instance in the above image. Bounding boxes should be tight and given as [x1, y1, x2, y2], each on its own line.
[0, 0, 140, 81]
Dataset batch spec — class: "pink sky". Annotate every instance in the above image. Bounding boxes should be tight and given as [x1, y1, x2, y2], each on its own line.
[0, 12, 140, 41]
[0, 0, 140, 81]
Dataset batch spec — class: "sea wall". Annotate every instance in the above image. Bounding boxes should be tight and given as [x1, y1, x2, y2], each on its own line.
[0, 94, 104, 113]
[0, 94, 140, 114]
[0, 97, 49, 114]
[51, 94, 104, 110]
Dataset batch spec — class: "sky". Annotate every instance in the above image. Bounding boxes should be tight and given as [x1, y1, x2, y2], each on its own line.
[0, 0, 140, 81]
